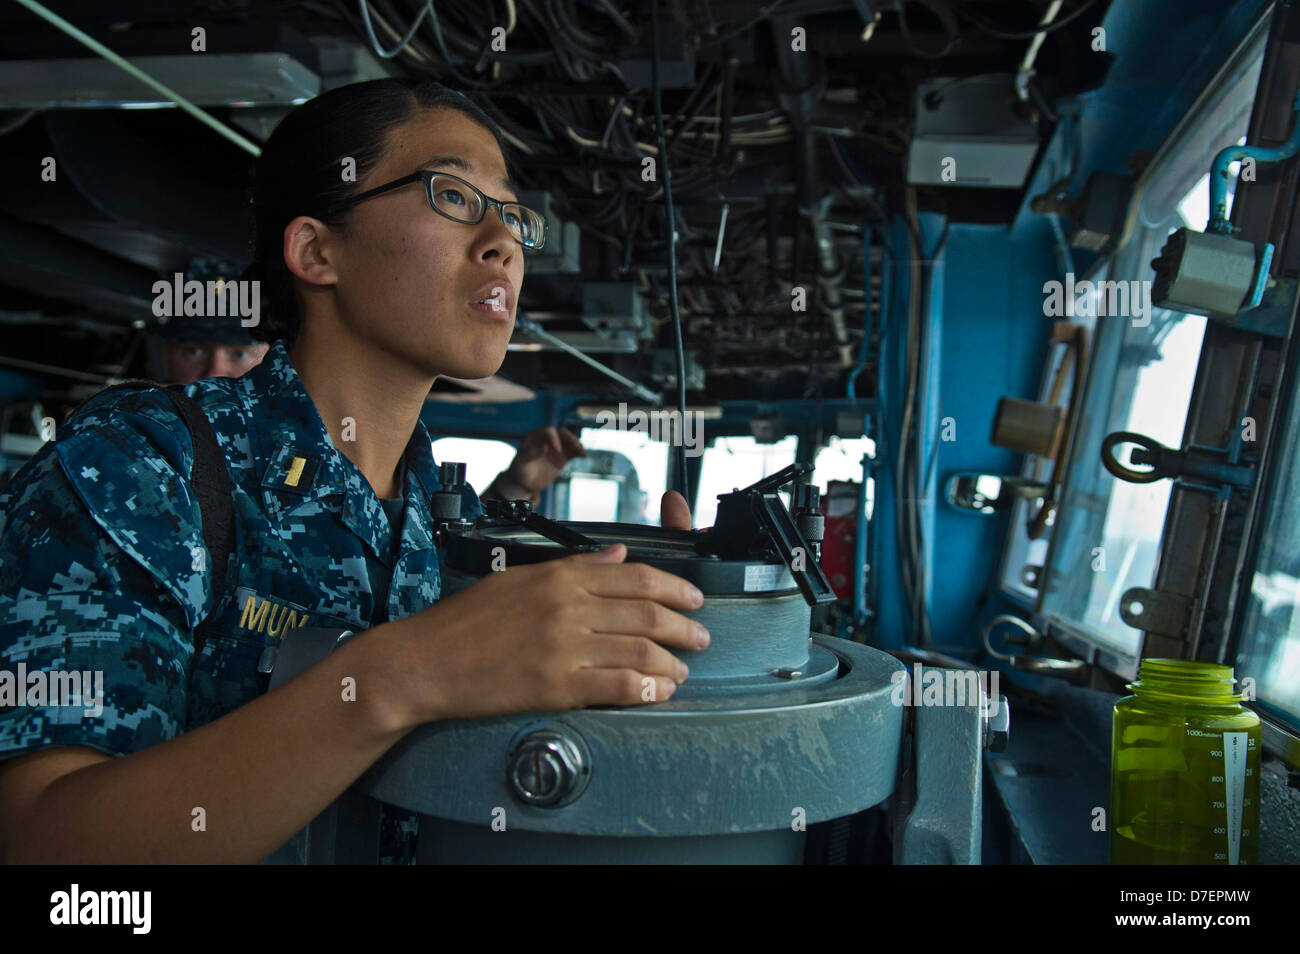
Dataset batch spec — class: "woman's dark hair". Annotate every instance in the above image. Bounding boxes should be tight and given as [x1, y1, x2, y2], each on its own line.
[244, 79, 512, 345]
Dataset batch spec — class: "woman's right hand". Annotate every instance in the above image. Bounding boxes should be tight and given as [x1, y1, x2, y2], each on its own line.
[369, 543, 710, 727]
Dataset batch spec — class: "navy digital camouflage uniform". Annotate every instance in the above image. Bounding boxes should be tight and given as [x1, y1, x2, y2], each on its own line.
[0, 339, 483, 863]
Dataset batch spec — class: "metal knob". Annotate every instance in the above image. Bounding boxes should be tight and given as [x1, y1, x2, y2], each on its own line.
[983, 695, 1010, 753]
[506, 730, 589, 807]
[439, 461, 467, 489]
[433, 461, 468, 521]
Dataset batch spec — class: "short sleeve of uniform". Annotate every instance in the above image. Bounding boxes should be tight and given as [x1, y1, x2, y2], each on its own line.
[0, 389, 213, 761]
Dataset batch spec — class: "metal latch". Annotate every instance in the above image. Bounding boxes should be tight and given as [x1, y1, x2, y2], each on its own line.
[1101, 431, 1255, 490]
[1118, 586, 1192, 639]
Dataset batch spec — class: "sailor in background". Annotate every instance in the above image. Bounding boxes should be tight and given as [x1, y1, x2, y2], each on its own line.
[152, 310, 271, 386]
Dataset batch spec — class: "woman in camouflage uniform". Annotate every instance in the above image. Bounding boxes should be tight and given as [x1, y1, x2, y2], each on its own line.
[0, 79, 704, 863]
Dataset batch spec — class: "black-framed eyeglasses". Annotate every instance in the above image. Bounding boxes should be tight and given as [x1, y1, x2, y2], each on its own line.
[322, 170, 547, 250]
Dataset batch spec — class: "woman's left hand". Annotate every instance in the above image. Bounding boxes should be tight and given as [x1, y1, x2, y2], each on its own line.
[504, 426, 587, 495]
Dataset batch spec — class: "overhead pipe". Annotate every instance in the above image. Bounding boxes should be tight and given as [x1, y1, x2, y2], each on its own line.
[513, 316, 660, 403]
[770, 16, 853, 367]
[1208, 87, 1300, 234]
[13, 0, 263, 156]
[811, 198, 854, 367]
[1014, 1, 1064, 103]
[718, 53, 738, 167]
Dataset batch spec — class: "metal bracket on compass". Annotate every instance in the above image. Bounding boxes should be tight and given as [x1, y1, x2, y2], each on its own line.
[480, 498, 605, 551]
[695, 463, 837, 606]
[430, 461, 604, 551]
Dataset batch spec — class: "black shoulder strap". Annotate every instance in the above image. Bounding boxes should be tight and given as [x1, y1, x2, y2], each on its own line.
[85, 381, 235, 674]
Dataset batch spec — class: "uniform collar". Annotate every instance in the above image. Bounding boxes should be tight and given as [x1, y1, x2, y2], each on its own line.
[239, 340, 442, 564]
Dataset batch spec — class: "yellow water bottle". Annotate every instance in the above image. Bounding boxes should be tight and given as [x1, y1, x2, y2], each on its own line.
[1110, 658, 1260, 864]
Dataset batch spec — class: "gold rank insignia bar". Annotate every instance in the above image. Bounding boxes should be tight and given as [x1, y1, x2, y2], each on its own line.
[284, 456, 307, 487]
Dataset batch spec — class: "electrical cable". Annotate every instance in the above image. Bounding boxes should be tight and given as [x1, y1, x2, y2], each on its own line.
[904, 189, 935, 647]
[558, 115, 660, 154]
[829, 136, 906, 236]
[896, 186, 932, 646]
[357, 0, 521, 89]
[664, 63, 719, 146]
[553, 0, 608, 55]
[1026, 77, 1059, 123]
[474, 97, 544, 154]
[356, 0, 433, 59]
[956, 0, 1099, 40]
[335, 0, 434, 66]
[720, 56, 750, 164]
[423, 0, 499, 87]
[622, 206, 643, 273]
[591, 0, 638, 41]
[627, 104, 786, 126]
[600, 94, 628, 148]
[419, 0, 481, 55]
[528, 1, 580, 82]
[652, 0, 690, 496]
[526, 0, 604, 81]
[847, 225, 882, 399]
[898, 0, 958, 59]
[711, 0, 793, 47]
